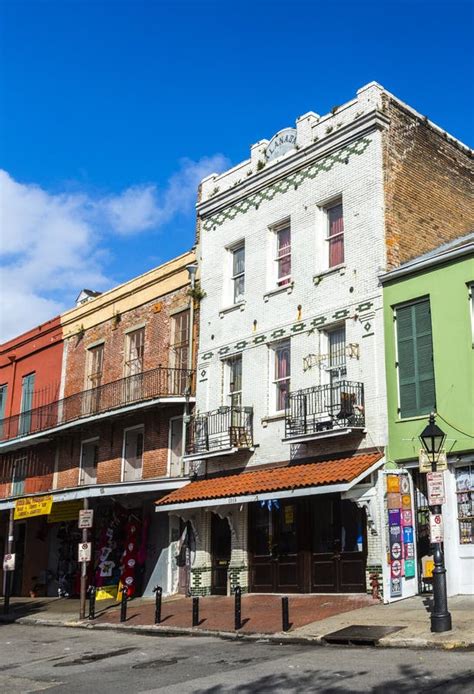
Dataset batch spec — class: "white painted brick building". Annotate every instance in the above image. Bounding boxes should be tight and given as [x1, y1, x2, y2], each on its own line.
[158, 80, 472, 601]
[157, 83, 391, 598]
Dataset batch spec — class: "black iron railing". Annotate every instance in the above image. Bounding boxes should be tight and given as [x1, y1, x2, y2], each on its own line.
[0, 366, 194, 443]
[186, 406, 253, 456]
[285, 380, 364, 439]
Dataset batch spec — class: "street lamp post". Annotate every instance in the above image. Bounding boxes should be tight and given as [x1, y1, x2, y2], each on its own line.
[419, 413, 452, 633]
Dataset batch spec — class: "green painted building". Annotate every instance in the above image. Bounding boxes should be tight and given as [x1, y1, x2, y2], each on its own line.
[381, 233, 474, 596]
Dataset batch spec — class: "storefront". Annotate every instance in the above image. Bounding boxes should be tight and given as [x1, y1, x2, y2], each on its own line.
[156, 452, 385, 597]
[391, 457, 474, 600]
[249, 496, 367, 593]
[1, 484, 181, 599]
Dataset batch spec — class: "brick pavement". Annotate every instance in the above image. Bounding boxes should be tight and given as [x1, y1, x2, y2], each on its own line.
[93, 593, 377, 633]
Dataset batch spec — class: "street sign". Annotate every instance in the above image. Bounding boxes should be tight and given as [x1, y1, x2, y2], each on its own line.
[3, 553, 15, 572]
[429, 513, 444, 543]
[78, 542, 92, 563]
[78, 509, 94, 529]
[419, 449, 447, 473]
[427, 472, 446, 505]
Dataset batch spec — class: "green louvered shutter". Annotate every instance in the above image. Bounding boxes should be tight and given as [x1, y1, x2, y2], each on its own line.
[396, 300, 435, 418]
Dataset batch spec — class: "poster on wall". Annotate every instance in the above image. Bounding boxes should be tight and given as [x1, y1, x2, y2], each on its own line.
[385, 471, 417, 601]
[390, 577, 402, 598]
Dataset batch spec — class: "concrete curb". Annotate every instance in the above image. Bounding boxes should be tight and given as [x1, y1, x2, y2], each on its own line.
[1, 614, 473, 651]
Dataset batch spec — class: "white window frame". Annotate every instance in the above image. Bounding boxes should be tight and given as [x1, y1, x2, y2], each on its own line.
[322, 324, 347, 386]
[273, 221, 291, 287]
[325, 199, 344, 269]
[223, 354, 242, 409]
[167, 416, 184, 477]
[121, 424, 144, 482]
[230, 242, 245, 305]
[78, 437, 99, 486]
[270, 339, 291, 414]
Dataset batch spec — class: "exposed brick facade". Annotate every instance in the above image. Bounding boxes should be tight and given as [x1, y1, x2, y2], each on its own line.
[54, 405, 184, 490]
[63, 287, 190, 397]
[382, 97, 474, 269]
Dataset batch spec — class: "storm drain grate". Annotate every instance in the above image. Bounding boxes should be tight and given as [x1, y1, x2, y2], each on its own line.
[323, 624, 405, 646]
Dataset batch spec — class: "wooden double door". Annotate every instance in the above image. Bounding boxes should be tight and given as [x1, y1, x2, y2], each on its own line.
[249, 495, 367, 593]
[211, 513, 231, 595]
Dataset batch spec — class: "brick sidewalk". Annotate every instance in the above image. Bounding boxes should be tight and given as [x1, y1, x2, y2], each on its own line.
[93, 593, 377, 633]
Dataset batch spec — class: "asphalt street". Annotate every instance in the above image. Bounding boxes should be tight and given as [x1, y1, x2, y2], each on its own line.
[0, 623, 472, 693]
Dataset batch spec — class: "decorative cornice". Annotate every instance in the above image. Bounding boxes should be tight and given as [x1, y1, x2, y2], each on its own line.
[201, 137, 372, 231]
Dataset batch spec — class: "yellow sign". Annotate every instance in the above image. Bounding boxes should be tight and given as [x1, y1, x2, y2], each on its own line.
[96, 585, 119, 601]
[422, 556, 434, 579]
[386, 475, 400, 493]
[47, 500, 83, 524]
[14, 495, 53, 520]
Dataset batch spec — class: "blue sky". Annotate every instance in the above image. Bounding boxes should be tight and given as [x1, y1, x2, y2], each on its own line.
[1, 0, 472, 340]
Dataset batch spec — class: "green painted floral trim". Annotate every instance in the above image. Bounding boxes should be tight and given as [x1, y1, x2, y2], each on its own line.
[202, 138, 371, 231]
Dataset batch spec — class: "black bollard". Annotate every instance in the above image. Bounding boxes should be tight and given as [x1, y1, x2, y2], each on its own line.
[234, 585, 242, 630]
[88, 585, 97, 621]
[120, 586, 128, 623]
[192, 596, 199, 627]
[282, 596, 290, 632]
[153, 585, 162, 624]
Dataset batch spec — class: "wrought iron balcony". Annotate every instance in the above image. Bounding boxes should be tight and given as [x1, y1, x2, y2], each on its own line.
[185, 406, 253, 458]
[0, 366, 194, 444]
[284, 380, 365, 442]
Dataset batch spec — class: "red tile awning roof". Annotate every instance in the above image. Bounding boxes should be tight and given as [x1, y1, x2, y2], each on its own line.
[156, 452, 383, 509]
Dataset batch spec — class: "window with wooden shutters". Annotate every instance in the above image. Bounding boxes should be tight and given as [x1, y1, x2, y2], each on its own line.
[125, 328, 145, 376]
[170, 311, 189, 393]
[170, 311, 189, 371]
[0, 384, 7, 438]
[396, 299, 436, 418]
[19, 372, 35, 435]
[87, 344, 104, 389]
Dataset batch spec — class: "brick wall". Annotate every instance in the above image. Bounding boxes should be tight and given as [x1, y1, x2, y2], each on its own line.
[383, 97, 474, 269]
[0, 444, 55, 497]
[54, 406, 183, 490]
[64, 285, 191, 397]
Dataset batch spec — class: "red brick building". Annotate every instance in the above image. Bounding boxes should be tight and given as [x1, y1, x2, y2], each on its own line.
[0, 317, 64, 596]
[1, 251, 197, 599]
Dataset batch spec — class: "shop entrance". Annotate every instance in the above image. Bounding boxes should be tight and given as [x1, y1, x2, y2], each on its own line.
[211, 514, 231, 595]
[12, 522, 26, 596]
[249, 496, 367, 593]
[311, 496, 366, 593]
[250, 500, 302, 593]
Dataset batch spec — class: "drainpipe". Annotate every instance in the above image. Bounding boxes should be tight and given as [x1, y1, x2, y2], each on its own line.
[181, 264, 198, 476]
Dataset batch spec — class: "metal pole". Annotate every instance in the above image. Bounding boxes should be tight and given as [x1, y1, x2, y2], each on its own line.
[3, 508, 14, 615]
[153, 585, 162, 624]
[192, 596, 199, 627]
[282, 596, 290, 632]
[120, 586, 128, 623]
[234, 585, 242, 630]
[88, 585, 96, 621]
[430, 501, 452, 633]
[79, 497, 89, 620]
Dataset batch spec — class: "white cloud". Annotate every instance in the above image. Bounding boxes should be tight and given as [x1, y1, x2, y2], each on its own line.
[0, 154, 229, 342]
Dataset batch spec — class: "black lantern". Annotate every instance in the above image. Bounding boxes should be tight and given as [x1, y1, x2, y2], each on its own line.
[419, 412, 446, 457]
[419, 412, 452, 633]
